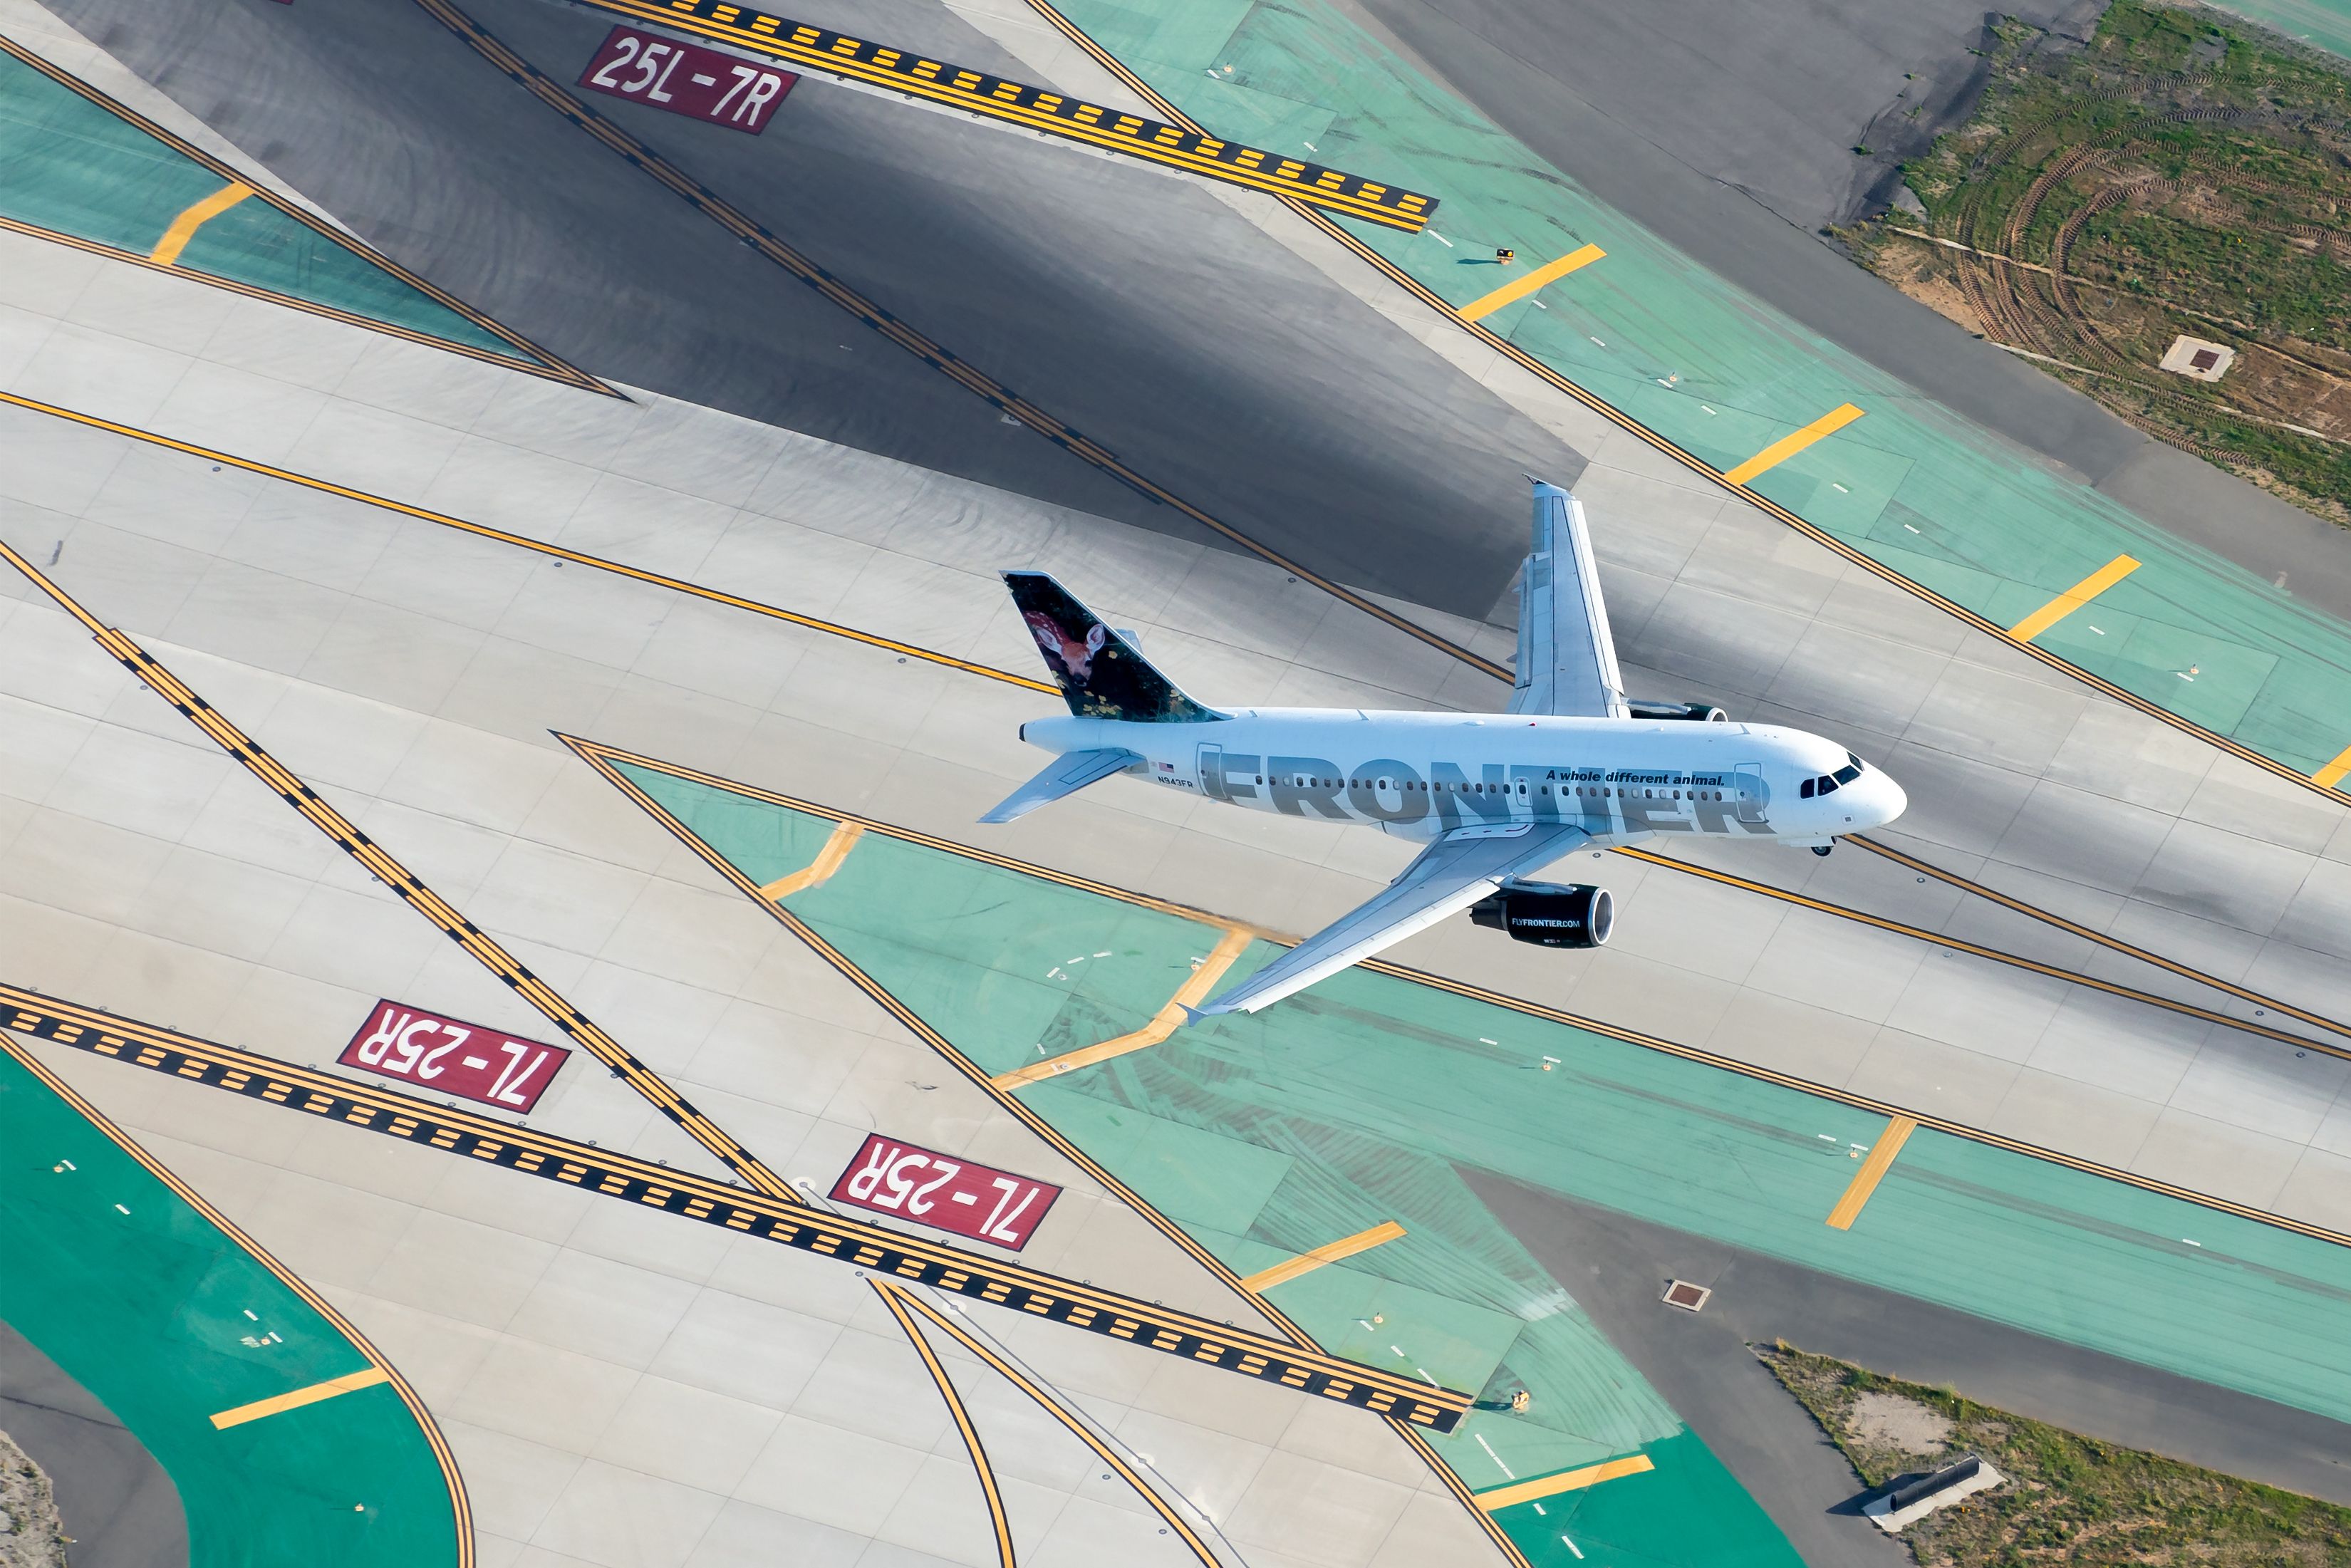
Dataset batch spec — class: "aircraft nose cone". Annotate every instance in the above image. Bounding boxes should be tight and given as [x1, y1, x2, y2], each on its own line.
[1869, 771, 1908, 828]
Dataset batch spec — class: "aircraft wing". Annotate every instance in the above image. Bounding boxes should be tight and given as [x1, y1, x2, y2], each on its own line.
[1507, 482, 1629, 719]
[1193, 821, 1592, 1017]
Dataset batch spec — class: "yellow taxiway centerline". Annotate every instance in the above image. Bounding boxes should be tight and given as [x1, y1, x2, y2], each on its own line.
[1242, 1220, 1408, 1292]
[1473, 1453, 1655, 1511]
[867, 1281, 1014, 1568]
[210, 1366, 389, 1429]
[994, 926, 1252, 1089]
[150, 180, 253, 266]
[758, 820, 864, 900]
[2009, 554, 2141, 642]
[1722, 403, 1867, 486]
[1827, 1115, 1919, 1230]
[1458, 243, 1605, 323]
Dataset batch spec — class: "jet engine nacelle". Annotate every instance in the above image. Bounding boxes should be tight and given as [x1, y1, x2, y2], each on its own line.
[1468, 881, 1614, 948]
[1626, 700, 1728, 723]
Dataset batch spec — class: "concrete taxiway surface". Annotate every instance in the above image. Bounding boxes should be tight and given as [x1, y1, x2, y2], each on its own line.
[6, 0, 2351, 1562]
[38, 0, 1587, 621]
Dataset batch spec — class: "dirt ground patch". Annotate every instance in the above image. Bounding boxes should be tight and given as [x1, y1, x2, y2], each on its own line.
[1849, 1390, 1954, 1455]
[1840, 0, 2351, 526]
[0, 1429, 66, 1568]
[1762, 1344, 2351, 1565]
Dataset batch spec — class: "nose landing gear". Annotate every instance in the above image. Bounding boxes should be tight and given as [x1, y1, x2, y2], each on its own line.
[1811, 842, 1834, 857]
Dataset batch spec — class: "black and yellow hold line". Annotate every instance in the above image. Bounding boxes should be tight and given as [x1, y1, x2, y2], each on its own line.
[0, 536, 796, 1205]
[866, 1279, 1017, 1568]
[566, 737, 2351, 1260]
[0, 1032, 477, 1567]
[403, 0, 1494, 677]
[871, 1279, 1227, 1567]
[1007, 0, 2351, 819]
[0, 35, 610, 395]
[558, 0, 1434, 231]
[0, 982, 1470, 1430]
[5, 384, 2325, 1061]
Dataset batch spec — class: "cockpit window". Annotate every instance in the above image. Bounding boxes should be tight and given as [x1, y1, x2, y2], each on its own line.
[1832, 764, 1862, 786]
[1846, 752, 1864, 771]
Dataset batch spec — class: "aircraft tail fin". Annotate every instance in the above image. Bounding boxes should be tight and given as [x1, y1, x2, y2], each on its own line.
[1004, 572, 1224, 723]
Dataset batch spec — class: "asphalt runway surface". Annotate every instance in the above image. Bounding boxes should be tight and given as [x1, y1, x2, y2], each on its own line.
[40, 0, 1592, 622]
[0, 1319, 187, 1568]
[1465, 1169, 2351, 1517]
[1349, 0, 2351, 625]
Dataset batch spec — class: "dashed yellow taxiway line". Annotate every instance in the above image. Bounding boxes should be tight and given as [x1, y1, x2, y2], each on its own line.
[0, 537, 797, 1205]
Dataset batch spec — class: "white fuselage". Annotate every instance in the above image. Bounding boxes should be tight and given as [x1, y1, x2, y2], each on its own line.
[1022, 709, 1906, 848]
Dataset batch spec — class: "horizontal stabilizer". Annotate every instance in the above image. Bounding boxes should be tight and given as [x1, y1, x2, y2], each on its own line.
[979, 748, 1139, 824]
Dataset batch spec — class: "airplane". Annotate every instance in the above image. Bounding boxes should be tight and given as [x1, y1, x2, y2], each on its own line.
[982, 479, 1907, 1017]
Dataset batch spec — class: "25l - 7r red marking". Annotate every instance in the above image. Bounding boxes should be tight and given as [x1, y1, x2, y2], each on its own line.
[578, 24, 796, 133]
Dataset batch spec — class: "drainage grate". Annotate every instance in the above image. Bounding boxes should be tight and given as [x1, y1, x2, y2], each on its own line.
[1661, 1279, 1711, 1312]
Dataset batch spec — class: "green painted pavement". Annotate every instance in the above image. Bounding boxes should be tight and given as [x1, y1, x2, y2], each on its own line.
[0, 1046, 462, 1568]
[619, 758, 2351, 1564]
[1040, 0, 2351, 789]
[0, 48, 522, 355]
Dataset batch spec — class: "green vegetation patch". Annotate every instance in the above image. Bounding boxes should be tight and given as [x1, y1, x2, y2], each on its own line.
[1844, 1, 2351, 524]
[1762, 1344, 2351, 1565]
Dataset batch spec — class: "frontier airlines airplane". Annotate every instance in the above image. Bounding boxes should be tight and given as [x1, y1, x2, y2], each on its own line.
[985, 481, 1907, 1017]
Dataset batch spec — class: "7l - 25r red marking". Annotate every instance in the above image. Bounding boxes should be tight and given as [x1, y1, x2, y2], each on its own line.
[578, 25, 796, 133]
[828, 1133, 1062, 1250]
[338, 1000, 571, 1113]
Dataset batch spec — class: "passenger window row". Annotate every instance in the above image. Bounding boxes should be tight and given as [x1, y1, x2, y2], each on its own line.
[1297, 778, 1738, 802]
